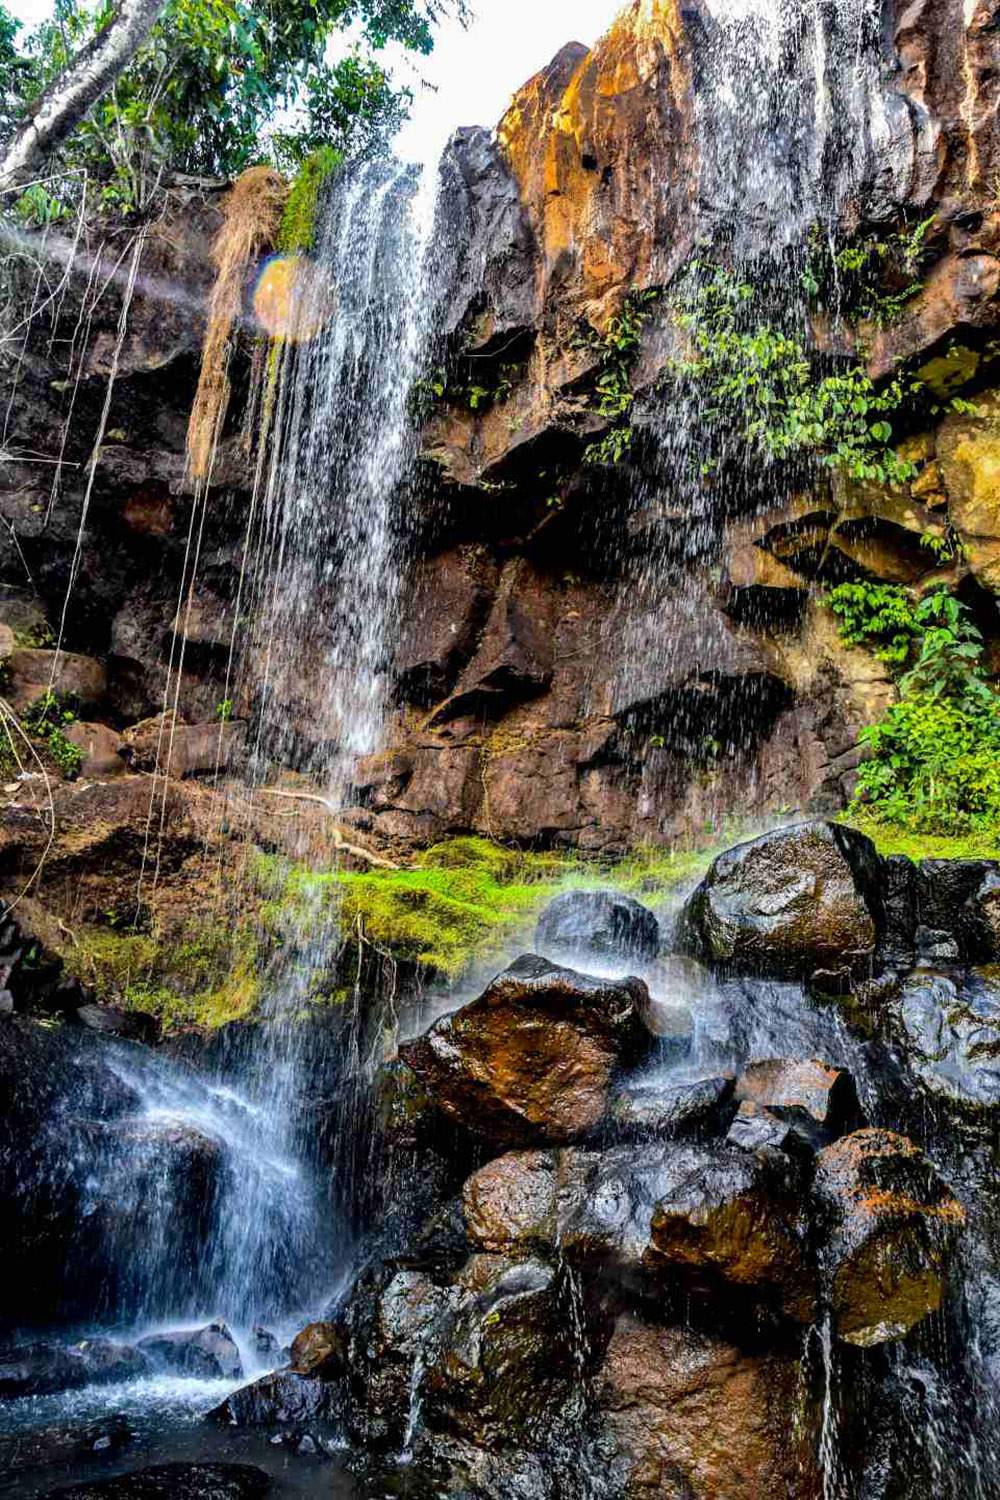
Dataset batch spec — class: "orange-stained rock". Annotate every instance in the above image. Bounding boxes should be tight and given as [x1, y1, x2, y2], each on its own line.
[496, 0, 695, 328]
[289, 1321, 346, 1379]
[813, 1128, 965, 1347]
[595, 1314, 820, 1498]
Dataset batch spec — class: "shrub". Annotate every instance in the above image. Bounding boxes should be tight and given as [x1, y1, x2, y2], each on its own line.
[827, 585, 1000, 836]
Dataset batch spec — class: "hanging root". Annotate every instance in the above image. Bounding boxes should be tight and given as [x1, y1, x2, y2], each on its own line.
[0, 694, 56, 913]
[186, 166, 288, 480]
[256, 788, 402, 870]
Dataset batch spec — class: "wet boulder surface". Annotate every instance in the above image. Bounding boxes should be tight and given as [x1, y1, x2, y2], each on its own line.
[680, 821, 883, 980]
[890, 967, 1000, 1118]
[137, 1323, 243, 1381]
[535, 890, 661, 966]
[315, 848, 996, 1499]
[399, 954, 653, 1145]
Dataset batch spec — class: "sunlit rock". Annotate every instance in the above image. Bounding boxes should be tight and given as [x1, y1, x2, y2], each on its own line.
[400, 955, 652, 1146]
[813, 1128, 965, 1347]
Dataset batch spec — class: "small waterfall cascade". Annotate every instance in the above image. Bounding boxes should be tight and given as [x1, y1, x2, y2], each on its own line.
[605, 0, 899, 812]
[246, 157, 442, 798]
[2, 158, 448, 1396]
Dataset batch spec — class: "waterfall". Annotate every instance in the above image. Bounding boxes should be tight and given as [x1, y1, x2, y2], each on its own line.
[246, 157, 441, 797]
[3, 156, 447, 1381]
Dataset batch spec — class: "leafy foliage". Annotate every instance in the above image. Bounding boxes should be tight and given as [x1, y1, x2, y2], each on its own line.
[580, 289, 661, 465]
[801, 215, 937, 327]
[827, 582, 921, 665]
[672, 265, 926, 485]
[22, 689, 84, 777]
[827, 583, 1000, 835]
[0, 2, 31, 136]
[8, 0, 457, 209]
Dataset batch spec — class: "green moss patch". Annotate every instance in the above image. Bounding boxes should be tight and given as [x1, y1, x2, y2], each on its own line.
[322, 837, 717, 982]
[278, 146, 341, 253]
[69, 917, 263, 1031]
[841, 814, 1000, 864]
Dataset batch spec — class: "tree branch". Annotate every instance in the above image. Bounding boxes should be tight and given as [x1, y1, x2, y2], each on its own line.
[0, 0, 167, 194]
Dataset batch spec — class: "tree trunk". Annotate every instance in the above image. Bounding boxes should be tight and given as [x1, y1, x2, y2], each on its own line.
[0, 0, 167, 194]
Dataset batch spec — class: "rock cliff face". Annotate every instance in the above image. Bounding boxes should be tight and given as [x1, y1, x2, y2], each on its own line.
[1, 0, 999, 895]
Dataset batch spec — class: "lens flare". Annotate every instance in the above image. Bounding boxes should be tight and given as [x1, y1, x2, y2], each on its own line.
[252, 254, 336, 342]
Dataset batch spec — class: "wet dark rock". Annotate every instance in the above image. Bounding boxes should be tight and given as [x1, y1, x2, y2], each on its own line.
[46, 1463, 270, 1498]
[343, 1265, 458, 1449]
[208, 1369, 341, 1435]
[535, 889, 661, 965]
[726, 1099, 815, 1157]
[137, 1321, 241, 1381]
[428, 563, 553, 724]
[879, 853, 919, 967]
[400, 954, 652, 1146]
[813, 1129, 965, 1347]
[679, 821, 882, 978]
[732, 1057, 861, 1147]
[250, 1326, 281, 1363]
[916, 859, 1000, 963]
[647, 1146, 817, 1322]
[393, 547, 499, 706]
[289, 1321, 346, 1378]
[891, 968, 1000, 1116]
[73, 1003, 160, 1045]
[608, 1075, 734, 1139]
[915, 926, 961, 964]
[0, 1338, 148, 1397]
[422, 1257, 591, 1446]
[0, 1414, 133, 1471]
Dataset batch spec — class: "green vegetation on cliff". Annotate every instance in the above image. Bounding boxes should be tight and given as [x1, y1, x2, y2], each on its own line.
[828, 583, 1000, 840]
[260, 835, 715, 984]
[70, 917, 263, 1030]
[671, 264, 953, 486]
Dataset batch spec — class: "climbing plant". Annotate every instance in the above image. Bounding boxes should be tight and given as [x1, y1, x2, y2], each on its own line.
[800, 214, 938, 327]
[580, 289, 661, 466]
[827, 583, 1000, 836]
[670, 264, 929, 485]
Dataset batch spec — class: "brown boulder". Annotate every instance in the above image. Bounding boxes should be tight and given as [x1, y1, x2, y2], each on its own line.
[394, 546, 499, 706]
[289, 1321, 346, 1379]
[462, 1150, 561, 1254]
[595, 1315, 818, 1499]
[813, 1129, 965, 1347]
[64, 722, 125, 778]
[6, 649, 107, 714]
[400, 954, 651, 1146]
[680, 821, 881, 978]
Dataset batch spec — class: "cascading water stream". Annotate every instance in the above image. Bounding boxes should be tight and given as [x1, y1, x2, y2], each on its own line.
[2, 157, 448, 1432]
[603, 0, 897, 827]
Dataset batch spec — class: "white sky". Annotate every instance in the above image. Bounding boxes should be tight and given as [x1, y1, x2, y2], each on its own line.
[5, 0, 626, 165]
